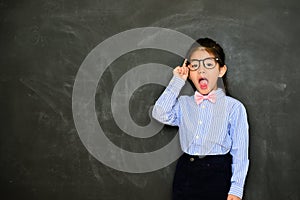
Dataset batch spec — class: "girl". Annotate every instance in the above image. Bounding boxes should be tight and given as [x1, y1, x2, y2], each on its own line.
[152, 38, 249, 200]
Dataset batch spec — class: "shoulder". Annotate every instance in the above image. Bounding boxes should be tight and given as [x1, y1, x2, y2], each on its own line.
[224, 96, 247, 113]
[225, 96, 244, 106]
[225, 96, 245, 109]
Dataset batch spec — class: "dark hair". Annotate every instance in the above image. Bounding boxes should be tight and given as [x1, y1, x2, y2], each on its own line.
[186, 38, 230, 95]
[186, 38, 225, 67]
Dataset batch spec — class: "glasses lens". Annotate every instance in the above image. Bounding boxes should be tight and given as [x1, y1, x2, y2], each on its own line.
[203, 58, 216, 69]
[189, 61, 199, 70]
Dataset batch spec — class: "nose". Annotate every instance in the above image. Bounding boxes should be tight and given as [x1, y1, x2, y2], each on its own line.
[197, 62, 206, 74]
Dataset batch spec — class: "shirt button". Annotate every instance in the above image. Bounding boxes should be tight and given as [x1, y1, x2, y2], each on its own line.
[198, 120, 202, 125]
[196, 135, 199, 139]
[190, 157, 194, 162]
[201, 105, 205, 109]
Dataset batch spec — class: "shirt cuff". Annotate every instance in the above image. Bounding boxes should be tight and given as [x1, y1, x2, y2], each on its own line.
[228, 184, 244, 199]
[168, 75, 186, 95]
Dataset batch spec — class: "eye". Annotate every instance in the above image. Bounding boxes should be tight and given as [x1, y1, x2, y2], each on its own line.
[204, 59, 216, 68]
[191, 64, 198, 69]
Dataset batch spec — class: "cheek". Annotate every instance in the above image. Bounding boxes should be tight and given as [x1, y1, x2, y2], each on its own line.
[210, 70, 221, 78]
[205, 71, 220, 85]
[188, 72, 197, 81]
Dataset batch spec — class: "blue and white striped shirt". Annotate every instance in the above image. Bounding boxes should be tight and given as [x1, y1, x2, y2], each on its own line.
[152, 75, 249, 199]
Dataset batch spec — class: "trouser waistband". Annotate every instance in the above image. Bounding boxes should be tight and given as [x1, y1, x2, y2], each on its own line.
[181, 152, 232, 163]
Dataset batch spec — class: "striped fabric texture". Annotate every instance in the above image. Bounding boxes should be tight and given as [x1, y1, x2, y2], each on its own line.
[152, 75, 249, 199]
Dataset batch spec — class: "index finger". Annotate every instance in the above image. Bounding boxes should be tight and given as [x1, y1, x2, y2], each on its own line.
[181, 59, 188, 68]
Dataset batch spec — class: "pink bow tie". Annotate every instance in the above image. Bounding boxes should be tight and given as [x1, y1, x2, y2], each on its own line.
[194, 91, 216, 104]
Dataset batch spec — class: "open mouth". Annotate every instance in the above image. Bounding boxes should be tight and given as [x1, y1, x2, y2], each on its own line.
[199, 78, 208, 89]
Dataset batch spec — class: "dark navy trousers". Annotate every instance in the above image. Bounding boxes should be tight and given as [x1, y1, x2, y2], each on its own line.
[172, 153, 232, 200]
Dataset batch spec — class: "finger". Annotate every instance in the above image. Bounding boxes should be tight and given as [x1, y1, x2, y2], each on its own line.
[177, 67, 182, 75]
[182, 67, 187, 75]
[184, 66, 189, 75]
[181, 59, 188, 67]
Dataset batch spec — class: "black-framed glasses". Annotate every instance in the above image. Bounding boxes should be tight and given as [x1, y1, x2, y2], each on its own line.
[188, 57, 220, 70]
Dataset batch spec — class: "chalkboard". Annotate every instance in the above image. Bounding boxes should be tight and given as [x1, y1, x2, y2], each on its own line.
[1, 0, 300, 199]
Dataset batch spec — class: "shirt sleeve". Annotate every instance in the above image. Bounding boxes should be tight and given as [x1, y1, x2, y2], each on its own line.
[152, 75, 185, 126]
[228, 102, 250, 199]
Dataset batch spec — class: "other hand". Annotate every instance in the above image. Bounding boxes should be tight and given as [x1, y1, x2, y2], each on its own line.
[227, 194, 241, 200]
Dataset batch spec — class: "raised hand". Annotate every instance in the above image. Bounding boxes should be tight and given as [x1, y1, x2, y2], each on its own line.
[173, 59, 190, 81]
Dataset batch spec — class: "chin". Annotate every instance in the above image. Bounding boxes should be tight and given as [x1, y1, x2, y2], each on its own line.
[197, 88, 209, 95]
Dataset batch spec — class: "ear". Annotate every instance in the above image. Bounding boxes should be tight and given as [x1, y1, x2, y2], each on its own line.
[218, 65, 227, 77]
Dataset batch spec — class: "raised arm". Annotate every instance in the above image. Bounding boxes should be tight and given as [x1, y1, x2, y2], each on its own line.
[152, 60, 189, 126]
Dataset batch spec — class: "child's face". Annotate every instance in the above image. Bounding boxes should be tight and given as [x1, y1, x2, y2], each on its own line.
[188, 49, 227, 95]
